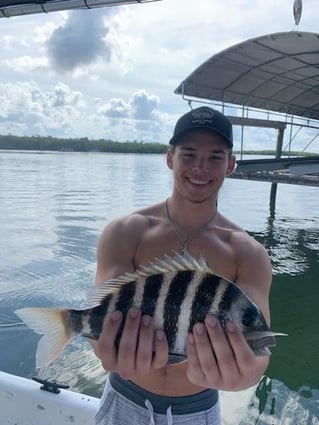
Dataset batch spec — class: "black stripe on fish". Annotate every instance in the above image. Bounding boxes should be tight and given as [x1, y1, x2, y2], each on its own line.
[69, 309, 84, 333]
[188, 273, 222, 332]
[115, 280, 137, 313]
[242, 306, 265, 329]
[87, 294, 113, 339]
[140, 274, 163, 316]
[115, 280, 137, 349]
[164, 270, 194, 348]
[217, 281, 241, 327]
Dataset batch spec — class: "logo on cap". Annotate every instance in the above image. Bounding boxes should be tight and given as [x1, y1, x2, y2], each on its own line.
[191, 108, 215, 126]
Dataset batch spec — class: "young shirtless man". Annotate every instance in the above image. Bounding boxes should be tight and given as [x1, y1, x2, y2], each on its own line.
[92, 106, 272, 424]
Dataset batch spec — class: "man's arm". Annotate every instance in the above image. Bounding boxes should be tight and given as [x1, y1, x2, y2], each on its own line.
[92, 214, 168, 378]
[186, 235, 272, 391]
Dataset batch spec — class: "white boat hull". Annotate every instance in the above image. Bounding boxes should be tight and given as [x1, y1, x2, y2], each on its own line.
[0, 371, 100, 425]
[0, 370, 257, 425]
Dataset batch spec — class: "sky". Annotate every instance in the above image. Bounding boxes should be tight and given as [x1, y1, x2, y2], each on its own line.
[0, 0, 318, 152]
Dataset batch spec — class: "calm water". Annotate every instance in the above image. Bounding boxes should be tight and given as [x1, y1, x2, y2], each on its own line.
[0, 150, 318, 424]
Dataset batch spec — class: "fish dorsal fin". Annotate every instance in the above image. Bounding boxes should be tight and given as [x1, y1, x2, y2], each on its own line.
[87, 253, 213, 306]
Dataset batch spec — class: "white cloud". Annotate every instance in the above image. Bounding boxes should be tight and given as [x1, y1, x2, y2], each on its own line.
[0, 81, 170, 142]
[98, 97, 131, 118]
[34, 21, 59, 44]
[131, 90, 160, 120]
[1, 34, 16, 50]
[0, 82, 85, 137]
[4, 56, 48, 72]
[97, 90, 159, 121]
[0, 0, 318, 151]
[50, 82, 84, 107]
[94, 89, 167, 141]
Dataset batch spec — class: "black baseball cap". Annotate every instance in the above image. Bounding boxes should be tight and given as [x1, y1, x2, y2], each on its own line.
[169, 106, 233, 148]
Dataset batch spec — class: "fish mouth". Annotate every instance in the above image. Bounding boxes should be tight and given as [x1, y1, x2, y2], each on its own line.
[244, 331, 288, 340]
[243, 331, 288, 357]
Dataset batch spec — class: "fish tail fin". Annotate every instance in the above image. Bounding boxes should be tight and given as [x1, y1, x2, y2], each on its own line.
[15, 307, 74, 369]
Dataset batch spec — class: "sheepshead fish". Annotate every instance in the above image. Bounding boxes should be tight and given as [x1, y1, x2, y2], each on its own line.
[15, 254, 285, 369]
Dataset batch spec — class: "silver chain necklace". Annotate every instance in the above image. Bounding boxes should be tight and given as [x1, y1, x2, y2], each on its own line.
[165, 198, 217, 256]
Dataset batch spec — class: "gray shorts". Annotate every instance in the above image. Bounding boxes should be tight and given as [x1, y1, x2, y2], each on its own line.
[95, 372, 221, 425]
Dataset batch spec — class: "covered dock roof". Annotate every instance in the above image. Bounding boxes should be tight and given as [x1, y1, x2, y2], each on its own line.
[175, 31, 319, 121]
[0, 0, 160, 18]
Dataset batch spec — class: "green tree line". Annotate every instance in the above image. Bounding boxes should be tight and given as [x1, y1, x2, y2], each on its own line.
[0, 135, 168, 154]
[0, 134, 316, 156]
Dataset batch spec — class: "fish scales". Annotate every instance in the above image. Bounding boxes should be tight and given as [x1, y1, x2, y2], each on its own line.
[216, 281, 242, 326]
[152, 271, 173, 332]
[163, 270, 194, 349]
[15, 253, 287, 369]
[188, 273, 222, 333]
[174, 270, 203, 354]
[115, 280, 137, 312]
[218, 282, 242, 311]
[87, 301, 110, 339]
[140, 274, 163, 316]
[209, 279, 229, 316]
[114, 280, 137, 348]
[69, 309, 83, 334]
[105, 288, 121, 323]
[132, 277, 149, 311]
[81, 312, 94, 337]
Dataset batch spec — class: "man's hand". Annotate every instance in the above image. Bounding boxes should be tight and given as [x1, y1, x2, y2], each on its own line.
[186, 315, 269, 391]
[97, 307, 169, 379]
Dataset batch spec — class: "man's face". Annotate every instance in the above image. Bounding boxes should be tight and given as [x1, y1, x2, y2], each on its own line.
[166, 130, 236, 203]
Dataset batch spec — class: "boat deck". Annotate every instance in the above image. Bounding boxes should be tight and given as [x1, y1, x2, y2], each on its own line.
[229, 156, 319, 186]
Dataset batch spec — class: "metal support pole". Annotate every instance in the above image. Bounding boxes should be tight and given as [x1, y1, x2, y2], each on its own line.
[276, 127, 285, 159]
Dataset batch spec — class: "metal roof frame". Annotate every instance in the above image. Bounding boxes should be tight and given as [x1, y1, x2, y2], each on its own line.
[0, 0, 160, 17]
[175, 31, 319, 122]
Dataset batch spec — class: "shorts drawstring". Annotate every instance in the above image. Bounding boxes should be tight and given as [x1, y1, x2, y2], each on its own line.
[145, 399, 173, 425]
[166, 405, 173, 425]
[145, 399, 155, 425]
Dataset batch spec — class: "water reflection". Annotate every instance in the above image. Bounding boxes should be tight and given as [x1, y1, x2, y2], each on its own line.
[247, 182, 319, 276]
[247, 377, 319, 424]
[254, 225, 318, 275]
[0, 151, 318, 424]
[244, 184, 319, 394]
[39, 338, 106, 397]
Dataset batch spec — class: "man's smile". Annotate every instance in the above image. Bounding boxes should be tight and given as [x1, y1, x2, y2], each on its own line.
[187, 177, 212, 186]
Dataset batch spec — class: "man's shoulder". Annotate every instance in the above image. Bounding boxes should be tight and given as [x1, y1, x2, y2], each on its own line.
[213, 215, 269, 262]
[126, 202, 164, 227]
[106, 202, 164, 234]
[217, 214, 263, 249]
[133, 202, 164, 218]
[228, 228, 271, 274]
[230, 228, 265, 252]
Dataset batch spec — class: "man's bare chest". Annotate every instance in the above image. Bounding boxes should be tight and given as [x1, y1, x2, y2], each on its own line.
[134, 225, 238, 282]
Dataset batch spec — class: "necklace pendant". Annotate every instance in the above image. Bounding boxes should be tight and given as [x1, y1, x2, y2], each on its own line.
[181, 246, 188, 257]
[165, 198, 218, 259]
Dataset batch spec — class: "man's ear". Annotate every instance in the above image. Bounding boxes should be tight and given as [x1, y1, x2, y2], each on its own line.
[166, 149, 174, 170]
[226, 154, 236, 175]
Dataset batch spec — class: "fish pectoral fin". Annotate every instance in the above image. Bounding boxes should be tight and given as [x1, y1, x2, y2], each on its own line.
[243, 331, 288, 340]
[15, 307, 74, 369]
